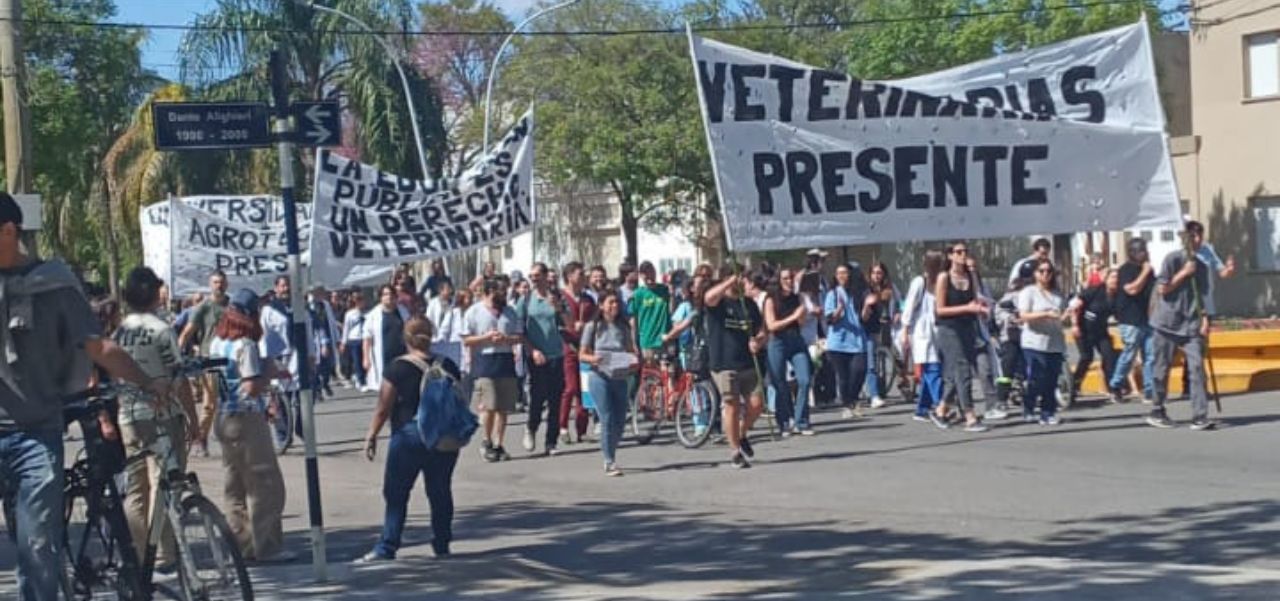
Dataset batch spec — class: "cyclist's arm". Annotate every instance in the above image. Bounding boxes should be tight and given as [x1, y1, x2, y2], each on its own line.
[85, 337, 166, 395]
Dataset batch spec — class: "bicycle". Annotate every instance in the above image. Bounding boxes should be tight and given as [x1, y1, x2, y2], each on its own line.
[673, 376, 721, 449]
[267, 380, 295, 456]
[633, 353, 723, 447]
[131, 357, 253, 601]
[58, 386, 148, 601]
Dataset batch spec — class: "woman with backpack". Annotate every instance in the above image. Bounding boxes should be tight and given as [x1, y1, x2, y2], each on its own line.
[359, 316, 463, 562]
[579, 290, 640, 476]
[823, 263, 874, 420]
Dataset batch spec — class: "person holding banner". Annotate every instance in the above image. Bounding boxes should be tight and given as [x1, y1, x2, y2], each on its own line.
[178, 269, 230, 458]
[579, 291, 639, 477]
[463, 280, 524, 463]
[1146, 223, 1215, 431]
[364, 285, 412, 394]
[705, 265, 767, 469]
[932, 243, 990, 433]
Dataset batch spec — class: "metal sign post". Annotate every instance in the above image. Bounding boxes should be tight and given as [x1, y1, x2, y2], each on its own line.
[270, 48, 326, 581]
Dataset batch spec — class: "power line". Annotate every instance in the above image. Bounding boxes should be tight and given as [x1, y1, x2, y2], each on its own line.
[15, 0, 1187, 38]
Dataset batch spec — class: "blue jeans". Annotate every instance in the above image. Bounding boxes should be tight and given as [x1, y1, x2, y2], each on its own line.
[0, 428, 64, 601]
[766, 334, 813, 430]
[374, 424, 459, 558]
[1023, 349, 1064, 419]
[586, 373, 628, 465]
[864, 336, 881, 399]
[1110, 324, 1154, 397]
[344, 343, 366, 388]
[914, 363, 943, 417]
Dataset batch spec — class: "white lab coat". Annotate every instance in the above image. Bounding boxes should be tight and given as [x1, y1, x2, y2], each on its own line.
[901, 275, 939, 365]
[425, 297, 462, 367]
[362, 304, 411, 387]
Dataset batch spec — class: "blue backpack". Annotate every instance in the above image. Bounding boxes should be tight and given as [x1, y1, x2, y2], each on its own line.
[399, 356, 478, 451]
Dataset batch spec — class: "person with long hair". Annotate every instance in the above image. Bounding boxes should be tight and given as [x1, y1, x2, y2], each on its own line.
[901, 250, 945, 421]
[358, 316, 463, 562]
[764, 268, 815, 435]
[865, 262, 899, 408]
[824, 263, 871, 421]
[363, 285, 411, 394]
[208, 289, 293, 563]
[1018, 258, 1068, 425]
[341, 290, 368, 389]
[1068, 267, 1120, 404]
[579, 291, 639, 476]
[932, 242, 989, 432]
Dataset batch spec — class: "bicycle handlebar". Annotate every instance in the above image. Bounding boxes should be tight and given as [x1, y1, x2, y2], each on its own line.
[61, 385, 119, 426]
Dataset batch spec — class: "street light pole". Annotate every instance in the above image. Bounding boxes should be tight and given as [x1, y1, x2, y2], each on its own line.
[299, 0, 431, 179]
[481, 0, 581, 153]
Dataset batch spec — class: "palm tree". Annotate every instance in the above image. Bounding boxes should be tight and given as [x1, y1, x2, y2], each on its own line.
[178, 0, 447, 180]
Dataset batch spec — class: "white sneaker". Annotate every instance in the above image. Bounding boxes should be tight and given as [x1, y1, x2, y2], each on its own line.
[870, 396, 886, 409]
[522, 430, 535, 452]
[594, 422, 603, 437]
[840, 407, 856, 419]
[983, 408, 1009, 421]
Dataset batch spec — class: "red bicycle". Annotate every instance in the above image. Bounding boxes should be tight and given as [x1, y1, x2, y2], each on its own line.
[631, 354, 719, 447]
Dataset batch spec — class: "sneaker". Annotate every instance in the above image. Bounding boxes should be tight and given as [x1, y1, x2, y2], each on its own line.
[355, 550, 393, 564]
[730, 452, 751, 469]
[546, 447, 560, 457]
[559, 428, 572, 446]
[1145, 413, 1176, 429]
[194, 442, 211, 459]
[739, 437, 755, 458]
[1040, 415, 1062, 426]
[928, 412, 950, 430]
[522, 430, 535, 452]
[1189, 419, 1218, 431]
[983, 408, 1009, 421]
[480, 440, 496, 462]
[693, 425, 709, 438]
[912, 414, 930, 423]
[254, 550, 298, 564]
[797, 427, 816, 436]
[963, 421, 989, 433]
[430, 542, 452, 559]
[605, 463, 624, 477]
[594, 422, 603, 437]
[1022, 413, 1039, 424]
[840, 407, 856, 419]
[495, 446, 512, 461]
[1108, 390, 1125, 404]
[781, 429, 793, 439]
[870, 396, 886, 409]
[1141, 394, 1155, 405]
[324, 386, 335, 398]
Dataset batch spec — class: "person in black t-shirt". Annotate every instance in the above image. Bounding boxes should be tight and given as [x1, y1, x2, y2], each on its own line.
[704, 264, 767, 469]
[359, 316, 462, 562]
[1068, 268, 1119, 404]
[1109, 239, 1156, 402]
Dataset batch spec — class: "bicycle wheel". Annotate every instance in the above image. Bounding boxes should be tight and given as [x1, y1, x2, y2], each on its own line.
[631, 372, 665, 445]
[1056, 361, 1075, 410]
[269, 391, 293, 456]
[174, 495, 253, 601]
[63, 472, 147, 601]
[875, 347, 897, 400]
[674, 380, 718, 449]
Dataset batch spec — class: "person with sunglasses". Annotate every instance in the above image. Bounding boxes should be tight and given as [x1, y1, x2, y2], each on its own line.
[1018, 259, 1068, 425]
[931, 242, 989, 432]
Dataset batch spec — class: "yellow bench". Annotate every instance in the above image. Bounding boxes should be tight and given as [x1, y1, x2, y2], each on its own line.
[1074, 329, 1280, 396]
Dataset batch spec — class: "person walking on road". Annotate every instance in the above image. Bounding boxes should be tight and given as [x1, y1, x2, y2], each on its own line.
[824, 263, 872, 422]
[1069, 268, 1120, 404]
[1146, 224, 1216, 431]
[462, 280, 524, 462]
[359, 316, 463, 561]
[704, 265, 767, 469]
[518, 263, 571, 456]
[579, 292, 639, 476]
[177, 269, 230, 458]
[764, 268, 815, 436]
[932, 242, 989, 433]
[1018, 259, 1068, 426]
[363, 285, 411, 394]
[341, 291, 368, 390]
[902, 251, 945, 422]
[558, 262, 597, 444]
[1109, 239, 1156, 403]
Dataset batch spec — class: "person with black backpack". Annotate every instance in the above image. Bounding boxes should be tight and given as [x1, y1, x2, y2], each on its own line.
[359, 316, 463, 562]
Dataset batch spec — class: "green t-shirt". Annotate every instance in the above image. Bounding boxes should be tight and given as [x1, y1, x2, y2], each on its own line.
[521, 292, 564, 358]
[628, 284, 672, 350]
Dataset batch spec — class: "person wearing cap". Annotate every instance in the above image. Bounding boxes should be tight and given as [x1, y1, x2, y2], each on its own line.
[1109, 238, 1156, 403]
[113, 267, 197, 571]
[208, 288, 294, 563]
[0, 192, 171, 600]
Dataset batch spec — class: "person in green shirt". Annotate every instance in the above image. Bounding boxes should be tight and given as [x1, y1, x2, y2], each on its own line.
[628, 261, 673, 365]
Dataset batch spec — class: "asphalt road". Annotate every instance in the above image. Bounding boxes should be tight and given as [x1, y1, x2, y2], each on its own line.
[4, 386, 1279, 600]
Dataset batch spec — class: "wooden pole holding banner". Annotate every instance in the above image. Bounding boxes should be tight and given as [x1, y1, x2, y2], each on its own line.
[0, 0, 36, 256]
[270, 48, 327, 580]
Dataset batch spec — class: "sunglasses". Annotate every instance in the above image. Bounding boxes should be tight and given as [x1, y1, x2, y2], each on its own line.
[951, 248, 969, 255]
[1036, 268, 1053, 274]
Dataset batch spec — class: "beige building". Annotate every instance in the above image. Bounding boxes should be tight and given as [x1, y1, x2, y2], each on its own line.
[1172, 1, 1280, 316]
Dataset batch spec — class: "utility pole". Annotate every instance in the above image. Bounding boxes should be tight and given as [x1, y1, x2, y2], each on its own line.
[270, 48, 327, 581]
[0, 0, 37, 253]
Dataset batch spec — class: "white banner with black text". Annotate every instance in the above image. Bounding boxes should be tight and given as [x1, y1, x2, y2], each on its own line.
[310, 111, 535, 286]
[687, 23, 1180, 252]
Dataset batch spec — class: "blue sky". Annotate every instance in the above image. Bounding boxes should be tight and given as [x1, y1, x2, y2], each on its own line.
[115, 0, 1188, 81]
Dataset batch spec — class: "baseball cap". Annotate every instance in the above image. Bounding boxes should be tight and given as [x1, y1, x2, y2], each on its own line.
[806, 248, 829, 257]
[0, 192, 23, 228]
[230, 288, 259, 315]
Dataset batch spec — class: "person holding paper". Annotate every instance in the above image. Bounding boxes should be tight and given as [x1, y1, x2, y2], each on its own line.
[579, 291, 639, 477]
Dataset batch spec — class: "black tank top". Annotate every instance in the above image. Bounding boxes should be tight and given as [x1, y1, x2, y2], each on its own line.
[938, 273, 976, 326]
[773, 293, 802, 334]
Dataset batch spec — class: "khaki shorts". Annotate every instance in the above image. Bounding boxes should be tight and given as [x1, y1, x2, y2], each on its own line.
[473, 377, 518, 413]
[712, 369, 761, 404]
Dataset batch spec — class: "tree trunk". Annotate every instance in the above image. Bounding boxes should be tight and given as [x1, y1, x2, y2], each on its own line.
[98, 176, 121, 300]
[617, 185, 638, 266]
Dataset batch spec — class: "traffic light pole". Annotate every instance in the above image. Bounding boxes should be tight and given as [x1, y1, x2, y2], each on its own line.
[270, 48, 327, 581]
